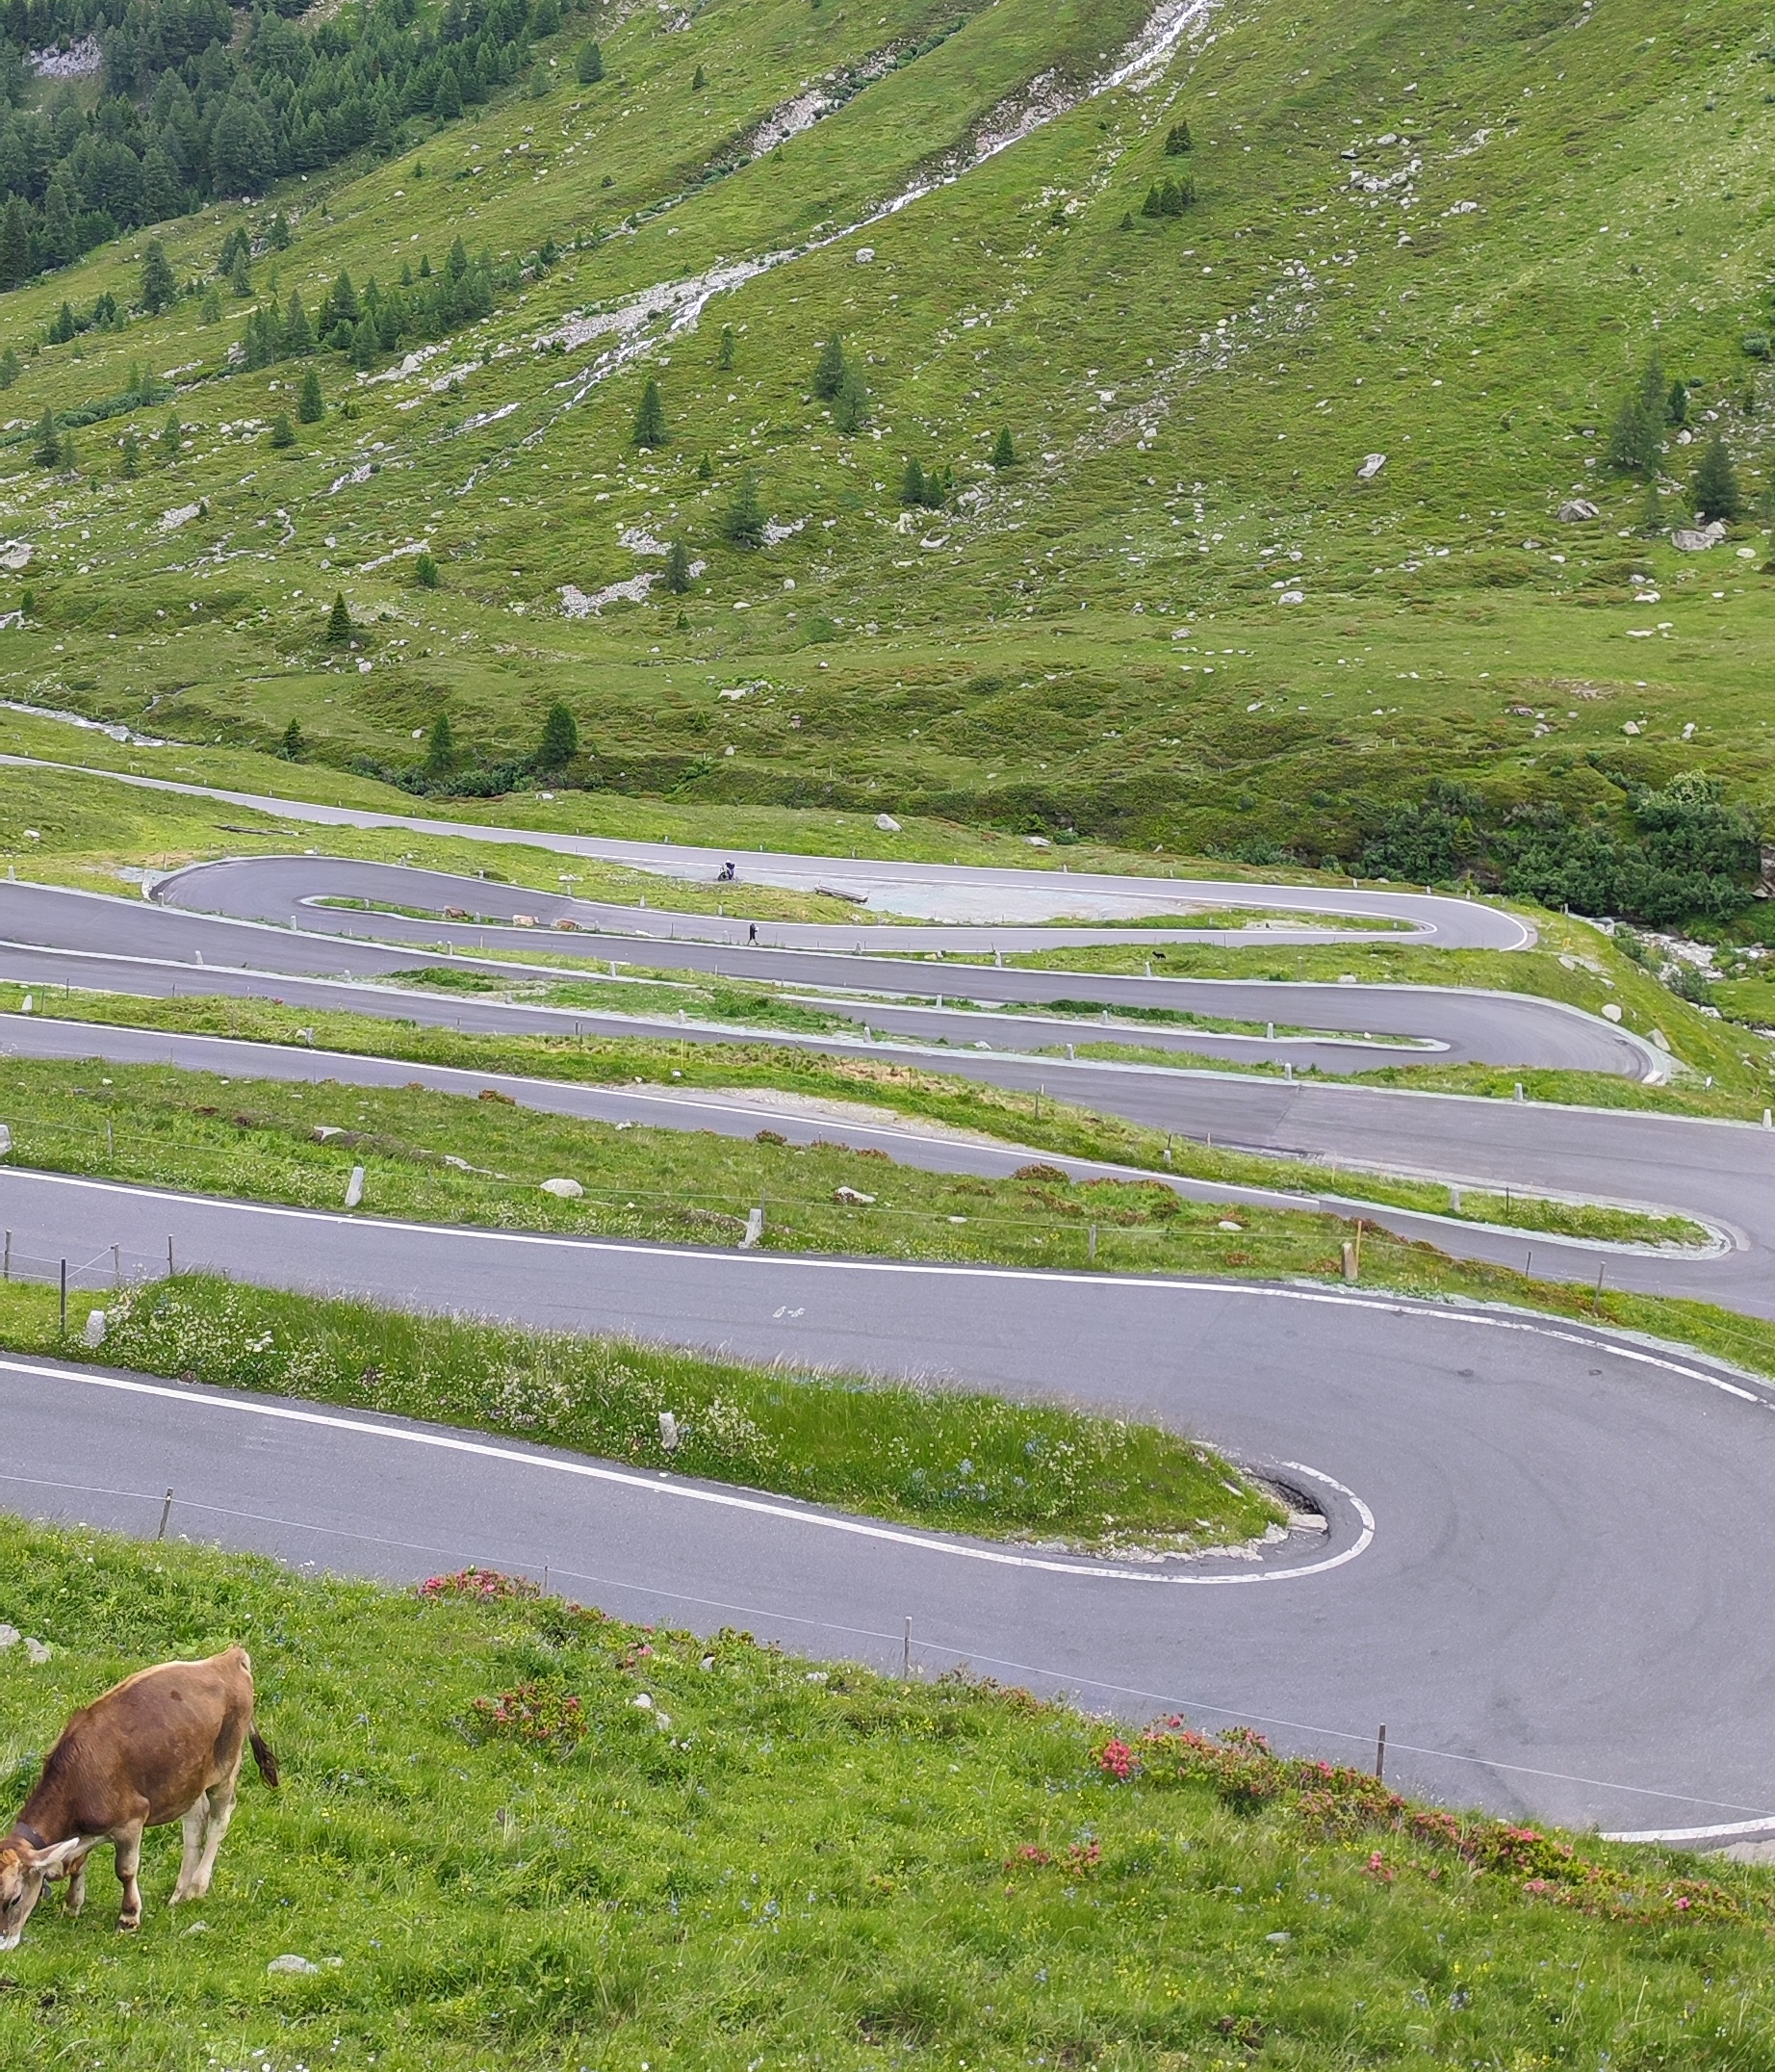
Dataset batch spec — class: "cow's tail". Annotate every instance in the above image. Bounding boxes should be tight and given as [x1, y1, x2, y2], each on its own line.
[248, 1727, 280, 1789]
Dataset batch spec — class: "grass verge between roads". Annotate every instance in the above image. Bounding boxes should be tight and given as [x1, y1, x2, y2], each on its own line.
[3, 1519, 1775, 2071]
[0, 1002, 1711, 1251]
[0, 1276, 1277, 1552]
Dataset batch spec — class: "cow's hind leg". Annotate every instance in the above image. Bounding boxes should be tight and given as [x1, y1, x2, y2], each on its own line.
[171, 1796, 210, 1904]
[189, 1773, 239, 1901]
[113, 1822, 145, 1932]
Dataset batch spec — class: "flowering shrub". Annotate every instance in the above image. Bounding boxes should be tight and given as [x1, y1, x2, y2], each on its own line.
[467, 1681, 587, 1754]
[419, 1567, 541, 1603]
[1106, 1722, 1760, 1926]
[1096, 1737, 1135, 1781]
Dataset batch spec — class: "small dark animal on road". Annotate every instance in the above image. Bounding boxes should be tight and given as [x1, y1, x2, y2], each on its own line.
[0, 1645, 278, 1947]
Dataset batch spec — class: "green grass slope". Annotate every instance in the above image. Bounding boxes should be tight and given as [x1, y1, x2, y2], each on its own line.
[0, 0, 1770, 865]
[6, 1517, 1775, 2069]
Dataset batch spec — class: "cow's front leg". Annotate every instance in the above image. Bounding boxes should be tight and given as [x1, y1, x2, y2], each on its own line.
[113, 1823, 144, 1931]
[171, 1797, 209, 1904]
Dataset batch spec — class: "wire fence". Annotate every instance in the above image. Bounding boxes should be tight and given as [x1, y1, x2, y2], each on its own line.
[0, 1238, 174, 1334]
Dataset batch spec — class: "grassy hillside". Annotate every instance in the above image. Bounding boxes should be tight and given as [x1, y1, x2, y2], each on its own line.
[5, 1517, 1775, 2069]
[0, 0, 1763, 873]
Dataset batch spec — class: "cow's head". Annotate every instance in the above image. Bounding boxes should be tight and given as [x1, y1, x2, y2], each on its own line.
[0, 1834, 83, 1950]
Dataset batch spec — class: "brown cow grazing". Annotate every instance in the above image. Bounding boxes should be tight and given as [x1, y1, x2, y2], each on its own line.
[0, 1645, 277, 1949]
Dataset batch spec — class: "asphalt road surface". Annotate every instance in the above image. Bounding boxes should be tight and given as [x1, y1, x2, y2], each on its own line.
[5, 1168, 1775, 1842]
[2, 765, 1772, 1838]
[1, 754, 1534, 945]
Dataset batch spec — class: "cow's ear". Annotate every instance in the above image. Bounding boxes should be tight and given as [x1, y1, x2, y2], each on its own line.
[30, 1837, 85, 1878]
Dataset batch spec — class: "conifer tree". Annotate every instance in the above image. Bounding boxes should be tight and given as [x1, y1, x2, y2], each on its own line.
[0, 349, 17, 389]
[1164, 118, 1193, 155]
[537, 701, 579, 770]
[811, 335, 846, 401]
[834, 363, 868, 434]
[577, 39, 605, 83]
[118, 428, 141, 479]
[298, 365, 324, 422]
[425, 711, 455, 772]
[717, 324, 735, 369]
[692, 64, 707, 90]
[33, 408, 59, 469]
[200, 287, 221, 324]
[899, 456, 926, 506]
[664, 538, 691, 592]
[325, 591, 352, 645]
[160, 410, 182, 463]
[1141, 184, 1164, 219]
[632, 376, 667, 447]
[991, 427, 1016, 469]
[141, 240, 176, 315]
[270, 411, 296, 449]
[1608, 356, 1664, 477]
[696, 453, 713, 480]
[283, 292, 315, 356]
[1637, 476, 1664, 537]
[415, 552, 440, 587]
[230, 250, 252, 298]
[719, 470, 765, 547]
[280, 717, 304, 760]
[1693, 433, 1742, 523]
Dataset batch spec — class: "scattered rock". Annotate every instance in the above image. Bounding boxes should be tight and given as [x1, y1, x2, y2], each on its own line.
[267, 1955, 320, 1976]
[540, 1178, 583, 1199]
[0, 1623, 19, 1649]
[1602, 1003, 1624, 1023]
[1277, 588, 1305, 606]
[874, 813, 902, 833]
[1650, 1028, 1670, 1050]
[1356, 453, 1386, 481]
[1622, 720, 1641, 736]
[1557, 499, 1599, 522]
[833, 1186, 877, 1205]
[1672, 521, 1728, 552]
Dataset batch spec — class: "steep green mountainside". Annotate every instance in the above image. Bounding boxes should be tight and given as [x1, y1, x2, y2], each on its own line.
[0, 0, 1769, 870]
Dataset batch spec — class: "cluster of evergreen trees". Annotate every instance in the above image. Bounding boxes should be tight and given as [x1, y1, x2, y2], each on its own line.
[0, 0, 580, 286]
[1362, 774, 1762, 927]
[1139, 173, 1194, 218]
[238, 238, 498, 372]
[348, 698, 582, 797]
[899, 456, 953, 509]
[1608, 352, 1744, 523]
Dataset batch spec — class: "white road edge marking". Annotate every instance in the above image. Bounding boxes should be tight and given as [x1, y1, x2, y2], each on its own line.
[0, 1354, 1376, 1587]
[1603, 1815, 1775, 1845]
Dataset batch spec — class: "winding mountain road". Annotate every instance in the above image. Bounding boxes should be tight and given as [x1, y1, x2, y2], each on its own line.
[3, 766, 1774, 1837]
[6, 1171, 1775, 1843]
